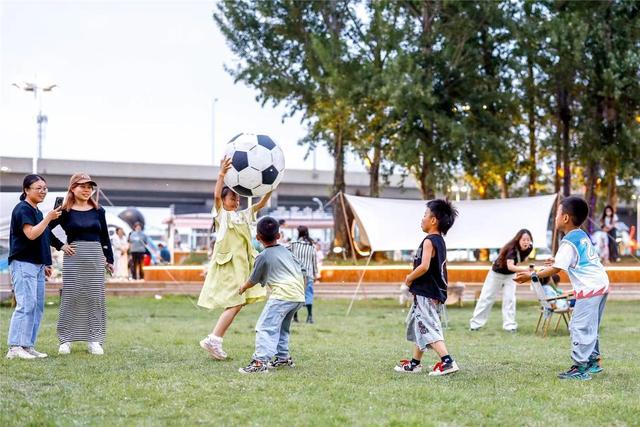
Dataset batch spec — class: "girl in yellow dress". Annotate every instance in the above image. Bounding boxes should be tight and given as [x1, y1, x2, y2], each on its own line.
[198, 157, 272, 359]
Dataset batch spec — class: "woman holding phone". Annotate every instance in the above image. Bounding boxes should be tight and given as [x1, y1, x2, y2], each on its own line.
[49, 173, 114, 355]
[5, 174, 68, 359]
[469, 229, 534, 332]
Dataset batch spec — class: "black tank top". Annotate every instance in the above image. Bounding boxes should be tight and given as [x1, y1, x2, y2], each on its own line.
[410, 234, 448, 303]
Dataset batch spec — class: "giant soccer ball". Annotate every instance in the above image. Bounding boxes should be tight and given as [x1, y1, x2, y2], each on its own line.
[223, 133, 286, 197]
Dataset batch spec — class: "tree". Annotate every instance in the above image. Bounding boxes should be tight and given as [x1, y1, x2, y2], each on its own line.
[346, 0, 404, 197]
[453, 1, 523, 199]
[214, 0, 358, 254]
[572, 1, 640, 227]
[542, 2, 588, 196]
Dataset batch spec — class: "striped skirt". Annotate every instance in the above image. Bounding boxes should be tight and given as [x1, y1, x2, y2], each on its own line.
[58, 241, 107, 344]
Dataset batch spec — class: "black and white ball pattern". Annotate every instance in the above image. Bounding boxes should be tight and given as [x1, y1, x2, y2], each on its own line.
[223, 133, 286, 197]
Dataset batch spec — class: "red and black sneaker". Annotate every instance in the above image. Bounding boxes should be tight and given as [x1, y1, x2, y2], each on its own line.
[394, 359, 423, 373]
[428, 360, 460, 376]
[238, 359, 269, 374]
[268, 357, 296, 369]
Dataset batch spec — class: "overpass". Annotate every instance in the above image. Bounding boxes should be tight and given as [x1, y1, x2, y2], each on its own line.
[0, 156, 421, 213]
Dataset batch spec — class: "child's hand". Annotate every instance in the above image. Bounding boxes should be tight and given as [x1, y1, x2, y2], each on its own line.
[219, 157, 232, 177]
[514, 271, 531, 284]
[238, 284, 248, 295]
[544, 257, 555, 267]
[404, 275, 412, 286]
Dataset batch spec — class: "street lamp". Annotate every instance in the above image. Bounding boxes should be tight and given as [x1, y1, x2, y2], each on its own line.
[451, 184, 460, 202]
[12, 81, 57, 173]
[461, 185, 470, 201]
[311, 197, 324, 211]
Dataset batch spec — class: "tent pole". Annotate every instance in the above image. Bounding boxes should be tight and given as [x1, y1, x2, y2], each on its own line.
[338, 192, 359, 264]
[324, 192, 341, 209]
[551, 192, 561, 254]
[346, 252, 373, 316]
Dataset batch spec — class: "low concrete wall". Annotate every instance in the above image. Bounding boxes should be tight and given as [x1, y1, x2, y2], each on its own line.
[142, 264, 640, 284]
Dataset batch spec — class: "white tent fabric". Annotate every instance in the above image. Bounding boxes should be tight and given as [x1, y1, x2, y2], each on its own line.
[344, 193, 557, 251]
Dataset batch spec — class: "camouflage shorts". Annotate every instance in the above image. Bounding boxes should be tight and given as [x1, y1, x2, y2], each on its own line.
[406, 295, 444, 350]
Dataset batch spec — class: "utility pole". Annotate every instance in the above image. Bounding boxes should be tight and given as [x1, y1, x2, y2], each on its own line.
[13, 81, 57, 173]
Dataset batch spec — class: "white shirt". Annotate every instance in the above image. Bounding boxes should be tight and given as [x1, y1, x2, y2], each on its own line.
[553, 229, 609, 299]
[212, 205, 254, 242]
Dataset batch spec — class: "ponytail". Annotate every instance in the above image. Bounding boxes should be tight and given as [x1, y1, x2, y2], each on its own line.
[297, 225, 313, 245]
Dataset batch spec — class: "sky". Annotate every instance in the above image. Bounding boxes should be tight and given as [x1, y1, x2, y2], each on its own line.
[0, 0, 365, 171]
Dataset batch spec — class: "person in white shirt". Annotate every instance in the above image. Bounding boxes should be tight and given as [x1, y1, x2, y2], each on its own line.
[110, 227, 129, 280]
[517, 196, 609, 381]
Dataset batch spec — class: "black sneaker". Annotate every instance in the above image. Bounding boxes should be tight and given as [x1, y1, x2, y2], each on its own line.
[306, 315, 314, 324]
[587, 356, 603, 374]
[557, 365, 591, 380]
[393, 359, 423, 373]
[238, 360, 269, 374]
[268, 357, 296, 369]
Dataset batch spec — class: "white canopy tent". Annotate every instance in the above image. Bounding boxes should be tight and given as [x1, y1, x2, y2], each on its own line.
[344, 193, 557, 251]
[341, 193, 558, 314]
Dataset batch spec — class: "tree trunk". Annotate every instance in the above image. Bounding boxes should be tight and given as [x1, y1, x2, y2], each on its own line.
[527, 53, 537, 196]
[554, 135, 561, 194]
[556, 85, 572, 197]
[561, 113, 571, 197]
[331, 127, 353, 258]
[369, 142, 381, 197]
[584, 160, 599, 234]
[606, 163, 618, 209]
[500, 175, 509, 199]
[331, 125, 352, 258]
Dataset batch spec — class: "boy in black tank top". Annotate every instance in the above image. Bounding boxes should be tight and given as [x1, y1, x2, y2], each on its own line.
[394, 199, 460, 376]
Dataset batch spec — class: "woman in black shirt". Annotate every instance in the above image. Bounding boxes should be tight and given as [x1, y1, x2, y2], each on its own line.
[49, 173, 114, 355]
[6, 174, 65, 360]
[469, 229, 533, 332]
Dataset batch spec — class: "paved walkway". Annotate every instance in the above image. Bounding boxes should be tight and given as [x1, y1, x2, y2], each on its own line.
[3, 280, 637, 301]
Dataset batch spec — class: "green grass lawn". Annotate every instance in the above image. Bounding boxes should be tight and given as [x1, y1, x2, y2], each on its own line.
[1, 297, 639, 426]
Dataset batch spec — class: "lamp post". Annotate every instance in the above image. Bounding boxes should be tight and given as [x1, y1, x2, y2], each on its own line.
[312, 197, 324, 211]
[12, 81, 57, 174]
[451, 184, 460, 202]
[461, 185, 470, 200]
[212, 97, 219, 165]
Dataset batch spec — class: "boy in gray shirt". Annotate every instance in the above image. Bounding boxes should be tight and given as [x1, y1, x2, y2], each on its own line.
[238, 216, 305, 373]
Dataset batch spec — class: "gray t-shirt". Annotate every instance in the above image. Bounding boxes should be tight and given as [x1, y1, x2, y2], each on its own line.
[128, 231, 149, 253]
[249, 245, 305, 302]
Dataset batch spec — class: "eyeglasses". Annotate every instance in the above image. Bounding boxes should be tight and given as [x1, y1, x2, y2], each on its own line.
[28, 186, 48, 193]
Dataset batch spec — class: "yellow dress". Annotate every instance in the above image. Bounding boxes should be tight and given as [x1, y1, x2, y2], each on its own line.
[197, 207, 266, 310]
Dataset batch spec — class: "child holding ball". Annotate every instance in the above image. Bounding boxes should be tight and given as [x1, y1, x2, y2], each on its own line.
[198, 157, 272, 360]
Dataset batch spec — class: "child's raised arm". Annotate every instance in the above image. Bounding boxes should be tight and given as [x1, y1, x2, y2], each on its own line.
[252, 191, 273, 213]
[214, 157, 232, 211]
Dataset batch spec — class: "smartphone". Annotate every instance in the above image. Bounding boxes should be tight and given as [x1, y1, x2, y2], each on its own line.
[54, 196, 64, 209]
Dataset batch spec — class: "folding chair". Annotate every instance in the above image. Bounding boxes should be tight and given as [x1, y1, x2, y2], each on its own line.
[530, 280, 574, 337]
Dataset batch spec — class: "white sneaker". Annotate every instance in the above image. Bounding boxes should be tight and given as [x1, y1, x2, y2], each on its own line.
[393, 359, 423, 373]
[6, 346, 36, 360]
[25, 347, 48, 358]
[87, 342, 104, 355]
[199, 336, 227, 360]
[58, 342, 71, 354]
